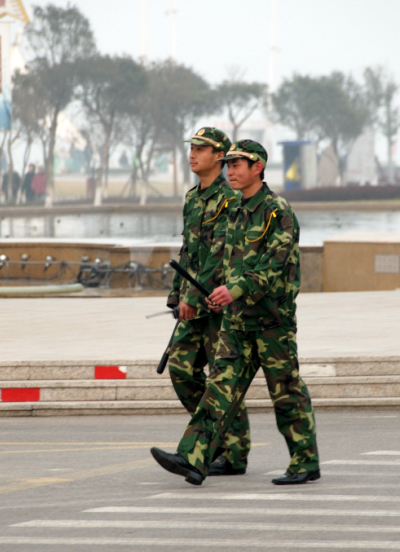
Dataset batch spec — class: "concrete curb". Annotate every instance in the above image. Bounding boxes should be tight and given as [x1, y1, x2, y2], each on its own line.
[1, 357, 400, 415]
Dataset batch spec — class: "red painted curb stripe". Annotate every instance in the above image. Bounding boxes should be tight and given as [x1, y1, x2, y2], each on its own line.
[94, 366, 127, 380]
[1, 388, 40, 402]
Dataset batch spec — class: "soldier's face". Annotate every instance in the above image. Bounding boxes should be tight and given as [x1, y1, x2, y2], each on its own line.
[227, 158, 263, 198]
[189, 145, 222, 175]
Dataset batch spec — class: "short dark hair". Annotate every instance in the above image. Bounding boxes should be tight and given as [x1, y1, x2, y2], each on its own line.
[246, 159, 264, 180]
[212, 146, 226, 168]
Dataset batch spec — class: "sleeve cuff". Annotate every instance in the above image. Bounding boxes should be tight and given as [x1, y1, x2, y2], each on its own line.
[167, 295, 179, 308]
[226, 279, 246, 301]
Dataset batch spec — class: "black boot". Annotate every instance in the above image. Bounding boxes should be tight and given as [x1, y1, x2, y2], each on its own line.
[272, 468, 321, 485]
[150, 447, 204, 486]
[209, 455, 246, 476]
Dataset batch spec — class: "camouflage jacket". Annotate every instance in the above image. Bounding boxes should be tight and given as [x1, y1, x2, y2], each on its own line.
[223, 183, 301, 330]
[167, 174, 241, 318]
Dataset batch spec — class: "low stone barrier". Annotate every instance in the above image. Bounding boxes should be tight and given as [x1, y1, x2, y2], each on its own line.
[1, 357, 399, 416]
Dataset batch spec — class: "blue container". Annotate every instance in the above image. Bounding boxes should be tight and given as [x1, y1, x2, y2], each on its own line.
[279, 140, 312, 191]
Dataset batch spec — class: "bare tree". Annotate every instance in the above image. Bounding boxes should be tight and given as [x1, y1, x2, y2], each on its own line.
[24, 4, 96, 206]
[364, 66, 400, 183]
[216, 71, 267, 141]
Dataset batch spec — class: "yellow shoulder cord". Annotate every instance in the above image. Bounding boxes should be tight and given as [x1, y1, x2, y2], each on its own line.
[203, 197, 236, 225]
[245, 208, 278, 243]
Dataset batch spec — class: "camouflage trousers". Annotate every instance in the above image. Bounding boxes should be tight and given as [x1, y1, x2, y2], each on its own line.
[177, 323, 319, 478]
[169, 314, 251, 470]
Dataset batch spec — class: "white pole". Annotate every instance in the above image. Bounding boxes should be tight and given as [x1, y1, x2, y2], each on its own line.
[140, 0, 147, 60]
[166, 0, 178, 61]
[268, 0, 277, 95]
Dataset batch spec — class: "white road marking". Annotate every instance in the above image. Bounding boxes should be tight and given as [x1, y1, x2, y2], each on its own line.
[85, 506, 400, 518]
[153, 492, 400, 503]
[266, 470, 400, 477]
[12, 520, 400, 534]
[0, 537, 400, 549]
[361, 451, 400, 456]
[323, 459, 400, 466]
[354, 415, 398, 419]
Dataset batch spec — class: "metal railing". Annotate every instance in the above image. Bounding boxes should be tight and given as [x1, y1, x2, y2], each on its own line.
[0, 255, 174, 289]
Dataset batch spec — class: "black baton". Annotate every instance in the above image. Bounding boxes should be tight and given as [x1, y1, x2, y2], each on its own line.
[156, 320, 179, 374]
[169, 260, 210, 297]
[156, 261, 210, 375]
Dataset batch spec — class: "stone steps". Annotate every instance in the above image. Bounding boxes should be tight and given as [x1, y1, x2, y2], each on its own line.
[2, 397, 400, 417]
[1, 375, 400, 401]
[1, 358, 400, 415]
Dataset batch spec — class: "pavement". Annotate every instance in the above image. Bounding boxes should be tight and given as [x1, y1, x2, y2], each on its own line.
[1, 412, 400, 551]
[1, 293, 400, 548]
[1, 289, 400, 363]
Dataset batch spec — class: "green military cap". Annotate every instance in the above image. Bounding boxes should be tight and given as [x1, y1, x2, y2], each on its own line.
[221, 139, 268, 167]
[184, 127, 232, 154]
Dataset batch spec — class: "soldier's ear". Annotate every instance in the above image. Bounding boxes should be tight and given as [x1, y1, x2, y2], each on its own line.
[216, 151, 224, 161]
[254, 160, 264, 175]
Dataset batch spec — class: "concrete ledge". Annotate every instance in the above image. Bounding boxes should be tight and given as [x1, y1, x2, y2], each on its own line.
[1, 357, 400, 380]
[1, 397, 400, 417]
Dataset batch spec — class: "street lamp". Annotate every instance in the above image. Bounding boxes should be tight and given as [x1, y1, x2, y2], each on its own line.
[0, 254, 9, 269]
[20, 253, 30, 270]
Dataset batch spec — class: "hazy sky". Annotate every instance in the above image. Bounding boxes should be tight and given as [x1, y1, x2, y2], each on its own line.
[27, 0, 400, 88]
[20, 0, 400, 164]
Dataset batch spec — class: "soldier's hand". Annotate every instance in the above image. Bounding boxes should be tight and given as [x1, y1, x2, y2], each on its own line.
[205, 297, 223, 312]
[208, 285, 234, 307]
[178, 301, 197, 321]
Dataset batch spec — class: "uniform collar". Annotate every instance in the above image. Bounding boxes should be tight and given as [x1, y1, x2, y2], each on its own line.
[242, 182, 271, 212]
[196, 173, 226, 201]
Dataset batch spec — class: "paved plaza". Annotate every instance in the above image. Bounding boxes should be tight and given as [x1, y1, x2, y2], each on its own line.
[1, 289, 400, 363]
[1, 412, 400, 551]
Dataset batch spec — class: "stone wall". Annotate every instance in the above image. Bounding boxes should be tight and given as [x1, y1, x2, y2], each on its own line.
[0, 241, 324, 293]
[323, 233, 400, 292]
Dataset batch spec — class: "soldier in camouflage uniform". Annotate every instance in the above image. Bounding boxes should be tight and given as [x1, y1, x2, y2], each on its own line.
[166, 127, 251, 475]
[151, 140, 319, 486]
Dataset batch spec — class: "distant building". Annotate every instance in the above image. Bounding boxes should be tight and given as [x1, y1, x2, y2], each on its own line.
[345, 130, 377, 185]
[317, 145, 340, 187]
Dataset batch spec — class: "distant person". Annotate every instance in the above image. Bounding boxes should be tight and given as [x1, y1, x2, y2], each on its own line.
[84, 143, 93, 174]
[2, 166, 21, 204]
[31, 166, 46, 202]
[22, 164, 36, 203]
[119, 150, 129, 168]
